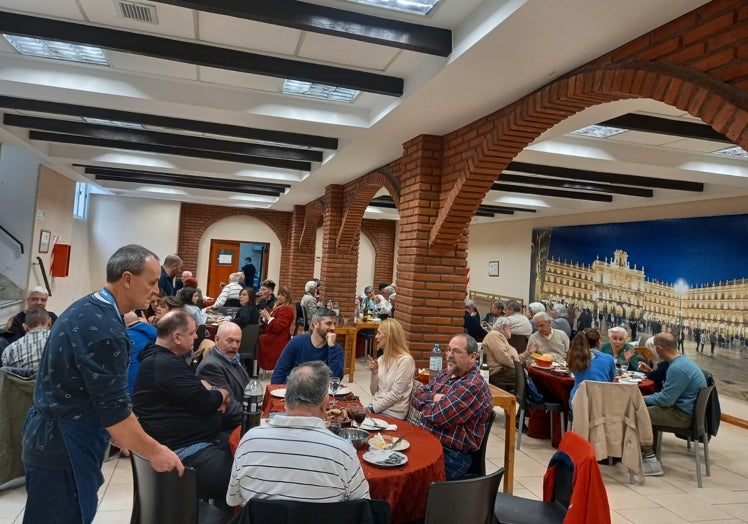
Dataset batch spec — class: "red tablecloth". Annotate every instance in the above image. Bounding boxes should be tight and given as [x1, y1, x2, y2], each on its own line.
[527, 365, 655, 447]
[260, 383, 364, 417]
[229, 384, 445, 523]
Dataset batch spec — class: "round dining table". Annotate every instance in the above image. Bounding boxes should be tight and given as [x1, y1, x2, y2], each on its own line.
[527, 364, 656, 447]
[229, 384, 445, 523]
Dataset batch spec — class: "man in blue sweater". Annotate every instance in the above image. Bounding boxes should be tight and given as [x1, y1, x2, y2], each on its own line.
[641, 331, 706, 476]
[271, 307, 344, 383]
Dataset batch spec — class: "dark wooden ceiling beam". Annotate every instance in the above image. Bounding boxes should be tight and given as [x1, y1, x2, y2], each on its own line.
[84, 166, 285, 196]
[600, 113, 729, 143]
[491, 182, 613, 202]
[499, 173, 654, 197]
[506, 161, 704, 192]
[0, 95, 338, 150]
[78, 165, 291, 192]
[0, 11, 404, 97]
[153, 0, 452, 57]
[5, 114, 322, 162]
[478, 204, 536, 214]
[30, 131, 312, 171]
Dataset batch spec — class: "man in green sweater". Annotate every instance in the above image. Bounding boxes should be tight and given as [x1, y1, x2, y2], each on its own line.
[641, 331, 706, 476]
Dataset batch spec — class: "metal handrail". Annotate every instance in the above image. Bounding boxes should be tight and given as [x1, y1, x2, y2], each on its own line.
[0, 224, 23, 254]
[36, 256, 52, 297]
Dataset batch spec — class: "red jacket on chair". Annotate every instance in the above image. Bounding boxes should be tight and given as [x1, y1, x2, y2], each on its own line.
[543, 431, 611, 524]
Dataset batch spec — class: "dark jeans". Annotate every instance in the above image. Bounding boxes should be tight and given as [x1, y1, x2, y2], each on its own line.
[182, 443, 233, 506]
[443, 447, 472, 480]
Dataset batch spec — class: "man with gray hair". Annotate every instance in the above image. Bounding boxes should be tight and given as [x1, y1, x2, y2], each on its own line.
[1, 306, 50, 371]
[271, 307, 344, 383]
[2, 286, 58, 346]
[550, 303, 572, 337]
[22, 244, 183, 524]
[526, 302, 546, 332]
[522, 312, 570, 362]
[505, 300, 532, 336]
[227, 361, 369, 506]
[214, 272, 244, 307]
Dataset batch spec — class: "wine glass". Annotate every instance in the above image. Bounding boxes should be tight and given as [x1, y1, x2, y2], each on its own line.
[353, 411, 366, 429]
[329, 420, 342, 435]
[330, 377, 341, 407]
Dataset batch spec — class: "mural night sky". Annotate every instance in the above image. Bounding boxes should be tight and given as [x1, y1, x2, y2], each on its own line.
[545, 214, 748, 287]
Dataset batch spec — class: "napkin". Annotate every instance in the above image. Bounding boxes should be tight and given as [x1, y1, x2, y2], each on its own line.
[385, 424, 397, 431]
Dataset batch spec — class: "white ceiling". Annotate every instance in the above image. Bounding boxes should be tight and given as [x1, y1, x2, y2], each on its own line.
[0, 0, 746, 224]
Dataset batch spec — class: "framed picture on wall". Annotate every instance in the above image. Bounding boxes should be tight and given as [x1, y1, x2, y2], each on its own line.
[39, 230, 51, 253]
[488, 260, 499, 277]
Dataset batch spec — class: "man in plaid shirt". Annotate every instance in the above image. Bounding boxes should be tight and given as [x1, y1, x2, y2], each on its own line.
[412, 333, 493, 479]
[2, 307, 51, 371]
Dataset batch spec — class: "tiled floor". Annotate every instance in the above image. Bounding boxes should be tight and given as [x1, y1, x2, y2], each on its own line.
[2, 359, 747, 524]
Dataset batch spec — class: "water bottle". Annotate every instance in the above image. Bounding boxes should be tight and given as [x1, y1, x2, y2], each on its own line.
[429, 343, 442, 383]
[241, 376, 264, 436]
[480, 361, 490, 382]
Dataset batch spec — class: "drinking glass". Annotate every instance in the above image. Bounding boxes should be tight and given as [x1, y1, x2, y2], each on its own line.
[330, 377, 341, 407]
[353, 411, 366, 429]
[329, 420, 342, 435]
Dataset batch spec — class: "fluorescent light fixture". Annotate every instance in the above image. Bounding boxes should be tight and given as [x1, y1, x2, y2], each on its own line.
[229, 194, 280, 204]
[136, 186, 189, 195]
[3, 35, 109, 66]
[713, 145, 748, 159]
[494, 196, 550, 208]
[342, 0, 439, 15]
[83, 117, 144, 129]
[282, 79, 359, 103]
[570, 125, 627, 138]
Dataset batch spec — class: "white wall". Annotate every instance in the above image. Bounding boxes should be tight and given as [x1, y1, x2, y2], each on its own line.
[467, 196, 748, 301]
[197, 215, 281, 290]
[88, 195, 181, 287]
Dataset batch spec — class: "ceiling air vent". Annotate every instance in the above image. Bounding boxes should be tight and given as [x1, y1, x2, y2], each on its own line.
[114, 1, 158, 24]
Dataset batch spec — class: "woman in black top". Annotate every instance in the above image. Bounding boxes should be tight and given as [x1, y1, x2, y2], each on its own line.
[232, 287, 259, 329]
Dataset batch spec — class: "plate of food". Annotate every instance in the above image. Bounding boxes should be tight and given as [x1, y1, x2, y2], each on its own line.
[329, 386, 351, 396]
[325, 407, 352, 427]
[270, 388, 286, 398]
[362, 450, 408, 468]
[368, 433, 410, 451]
[359, 417, 388, 431]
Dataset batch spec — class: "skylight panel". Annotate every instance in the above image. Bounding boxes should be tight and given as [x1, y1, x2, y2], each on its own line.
[3, 35, 109, 66]
[282, 80, 359, 103]
[83, 118, 144, 129]
[570, 125, 628, 139]
[341, 0, 439, 15]
[713, 145, 748, 159]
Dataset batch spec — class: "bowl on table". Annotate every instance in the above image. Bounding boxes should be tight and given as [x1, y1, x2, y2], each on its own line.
[532, 353, 554, 368]
[339, 428, 370, 449]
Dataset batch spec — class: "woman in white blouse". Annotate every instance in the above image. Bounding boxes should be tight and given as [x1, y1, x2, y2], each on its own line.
[367, 318, 416, 419]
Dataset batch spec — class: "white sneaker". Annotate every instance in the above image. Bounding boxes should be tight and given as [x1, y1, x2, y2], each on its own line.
[642, 456, 663, 476]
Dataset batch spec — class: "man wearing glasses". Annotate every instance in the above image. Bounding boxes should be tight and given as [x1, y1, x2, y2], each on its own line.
[412, 333, 493, 479]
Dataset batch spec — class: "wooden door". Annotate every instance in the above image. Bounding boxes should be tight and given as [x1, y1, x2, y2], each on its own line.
[207, 240, 240, 299]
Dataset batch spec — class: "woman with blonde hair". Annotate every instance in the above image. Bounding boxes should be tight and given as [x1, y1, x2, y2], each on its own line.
[367, 318, 416, 419]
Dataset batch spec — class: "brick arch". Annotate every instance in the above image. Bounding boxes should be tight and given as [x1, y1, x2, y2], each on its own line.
[337, 170, 400, 252]
[298, 199, 323, 251]
[177, 203, 291, 272]
[429, 61, 748, 251]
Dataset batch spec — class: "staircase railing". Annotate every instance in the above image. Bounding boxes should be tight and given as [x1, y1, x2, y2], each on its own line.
[0, 224, 23, 254]
[36, 256, 52, 297]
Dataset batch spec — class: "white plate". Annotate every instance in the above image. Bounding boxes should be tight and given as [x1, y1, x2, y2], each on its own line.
[368, 437, 410, 451]
[619, 378, 643, 384]
[270, 388, 286, 398]
[363, 450, 408, 468]
[329, 386, 351, 396]
[360, 417, 388, 431]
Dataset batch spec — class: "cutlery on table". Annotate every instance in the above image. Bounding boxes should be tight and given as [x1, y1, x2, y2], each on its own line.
[387, 436, 405, 450]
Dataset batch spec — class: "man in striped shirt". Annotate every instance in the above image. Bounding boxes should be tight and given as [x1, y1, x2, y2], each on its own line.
[227, 361, 369, 506]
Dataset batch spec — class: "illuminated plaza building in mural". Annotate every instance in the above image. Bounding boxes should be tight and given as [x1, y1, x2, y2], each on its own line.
[540, 249, 747, 338]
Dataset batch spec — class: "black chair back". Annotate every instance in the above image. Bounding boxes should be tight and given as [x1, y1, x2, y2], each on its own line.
[424, 468, 504, 524]
[130, 452, 198, 524]
[465, 410, 496, 477]
[240, 498, 391, 524]
[240, 324, 260, 360]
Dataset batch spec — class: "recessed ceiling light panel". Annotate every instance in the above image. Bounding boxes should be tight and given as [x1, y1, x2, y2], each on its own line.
[3, 35, 110, 66]
[341, 0, 439, 15]
[83, 117, 144, 129]
[714, 145, 748, 159]
[570, 125, 628, 138]
[282, 80, 359, 103]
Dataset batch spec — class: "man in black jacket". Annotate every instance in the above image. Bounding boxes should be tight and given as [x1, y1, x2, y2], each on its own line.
[133, 309, 232, 504]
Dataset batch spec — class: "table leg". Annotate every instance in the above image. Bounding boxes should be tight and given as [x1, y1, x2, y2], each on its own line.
[502, 400, 516, 494]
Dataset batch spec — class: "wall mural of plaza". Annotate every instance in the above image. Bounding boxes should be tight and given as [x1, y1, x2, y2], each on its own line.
[530, 213, 748, 347]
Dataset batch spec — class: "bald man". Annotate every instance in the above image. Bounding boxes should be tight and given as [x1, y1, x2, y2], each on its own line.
[196, 322, 249, 431]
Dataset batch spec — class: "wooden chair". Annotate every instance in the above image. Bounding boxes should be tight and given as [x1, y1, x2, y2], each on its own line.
[653, 385, 715, 488]
[425, 468, 504, 524]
